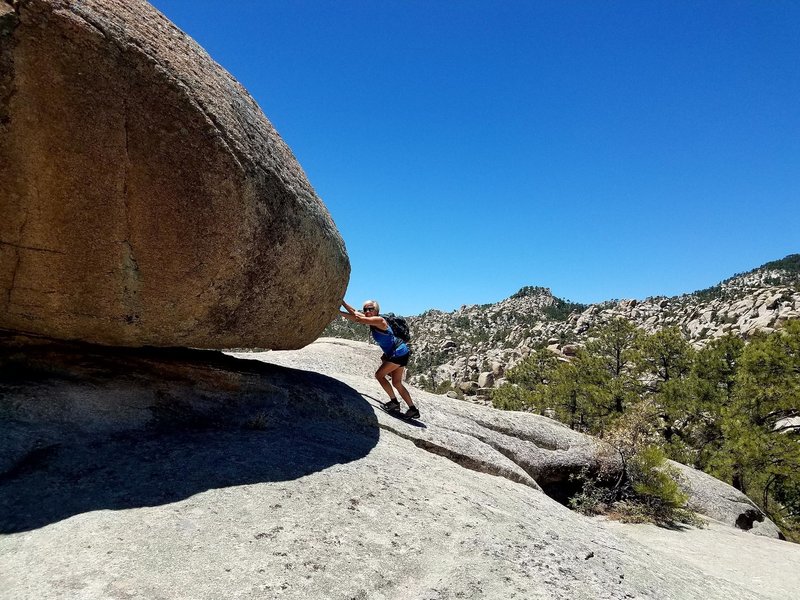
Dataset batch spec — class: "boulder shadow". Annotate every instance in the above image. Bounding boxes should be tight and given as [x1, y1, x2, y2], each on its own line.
[0, 338, 380, 534]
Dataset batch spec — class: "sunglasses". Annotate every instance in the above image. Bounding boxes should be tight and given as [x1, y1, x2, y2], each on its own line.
[363, 306, 376, 312]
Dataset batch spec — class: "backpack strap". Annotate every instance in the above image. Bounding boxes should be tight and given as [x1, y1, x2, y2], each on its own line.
[378, 314, 403, 352]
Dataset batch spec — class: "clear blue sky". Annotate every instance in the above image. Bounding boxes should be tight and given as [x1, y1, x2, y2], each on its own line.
[150, 1, 799, 316]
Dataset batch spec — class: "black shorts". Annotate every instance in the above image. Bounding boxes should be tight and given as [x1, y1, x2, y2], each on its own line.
[382, 351, 410, 367]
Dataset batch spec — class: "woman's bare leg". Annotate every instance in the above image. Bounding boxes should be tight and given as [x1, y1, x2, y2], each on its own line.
[389, 367, 414, 407]
[375, 360, 401, 400]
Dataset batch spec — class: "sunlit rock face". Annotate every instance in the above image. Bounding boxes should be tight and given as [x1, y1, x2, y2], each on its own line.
[0, 0, 349, 349]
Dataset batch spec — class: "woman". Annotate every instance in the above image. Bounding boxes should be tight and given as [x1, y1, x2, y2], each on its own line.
[340, 299, 420, 419]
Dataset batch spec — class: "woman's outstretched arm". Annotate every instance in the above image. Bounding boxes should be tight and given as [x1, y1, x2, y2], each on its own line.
[340, 301, 386, 328]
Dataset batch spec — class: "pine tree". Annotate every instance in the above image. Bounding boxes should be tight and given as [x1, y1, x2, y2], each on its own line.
[582, 318, 642, 433]
[491, 349, 560, 412]
[687, 335, 745, 468]
[491, 384, 536, 412]
[546, 350, 609, 432]
[636, 327, 697, 455]
[507, 349, 559, 389]
[712, 322, 800, 533]
[637, 327, 695, 391]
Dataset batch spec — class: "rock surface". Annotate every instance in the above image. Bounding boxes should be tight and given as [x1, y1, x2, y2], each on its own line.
[0, 0, 348, 349]
[601, 519, 800, 600]
[670, 461, 783, 538]
[2, 337, 797, 599]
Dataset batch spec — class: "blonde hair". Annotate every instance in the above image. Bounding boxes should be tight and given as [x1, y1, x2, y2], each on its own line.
[363, 299, 380, 313]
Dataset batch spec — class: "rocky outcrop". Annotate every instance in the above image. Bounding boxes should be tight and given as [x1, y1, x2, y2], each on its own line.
[399, 261, 800, 395]
[1, 337, 796, 599]
[405, 288, 572, 399]
[0, 0, 349, 349]
[0, 334, 612, 520]
[4, 334, 778, 535]
[670, 461, 782, 538]
[564, 269, 800, 348]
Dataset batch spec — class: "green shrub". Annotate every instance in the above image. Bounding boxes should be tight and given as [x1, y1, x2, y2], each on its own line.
[569, 445, 703, 528]
[628, 446, 687, 509]
[543, 298, 587, 322]
[568, 468, 616, 515]
[491, 384, 535, 411]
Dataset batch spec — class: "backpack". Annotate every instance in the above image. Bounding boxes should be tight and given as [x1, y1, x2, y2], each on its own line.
[381, 313, 411, 344]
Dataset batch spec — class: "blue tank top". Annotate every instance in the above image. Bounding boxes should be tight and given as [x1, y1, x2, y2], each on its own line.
[371, 323, 409, 358]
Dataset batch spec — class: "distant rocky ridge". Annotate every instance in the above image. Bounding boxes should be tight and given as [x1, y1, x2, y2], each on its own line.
[325, 255, 800, 401]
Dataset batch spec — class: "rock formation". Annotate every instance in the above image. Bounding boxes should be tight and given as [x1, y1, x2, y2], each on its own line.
[1, 337, 796, 599]
[1, 335, 779, 536]
[669, 461, 781, 538]
[0, 0, 349, 349]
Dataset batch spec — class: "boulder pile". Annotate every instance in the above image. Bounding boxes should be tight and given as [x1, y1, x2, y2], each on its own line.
[404, 265, 800, 398]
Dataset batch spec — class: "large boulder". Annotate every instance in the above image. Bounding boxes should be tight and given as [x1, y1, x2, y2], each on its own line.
[669, 461, 783, 538]
[0, 0, 348, 349]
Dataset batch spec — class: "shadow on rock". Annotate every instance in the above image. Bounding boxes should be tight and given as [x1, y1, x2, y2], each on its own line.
[0, 336, 379, 533]
[360, 393, 427, 429]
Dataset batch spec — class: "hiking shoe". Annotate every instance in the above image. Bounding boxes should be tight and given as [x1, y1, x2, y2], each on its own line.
[404, 405, 420, 419]
[384, 399, 401, 411]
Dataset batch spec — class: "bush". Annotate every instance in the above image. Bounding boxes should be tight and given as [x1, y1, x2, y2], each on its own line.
[542, 298, 587, 322]
[568, 467, 617, 515]
[491, 384, 535, 411]
[433, 379, 455, 395]
[569, 443, 703, 528]
[628, 447, 687, 510]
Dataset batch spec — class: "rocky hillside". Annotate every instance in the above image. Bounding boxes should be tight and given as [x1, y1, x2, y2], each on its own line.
[3, 337, 797, 599]
[326, 255, 800, 399]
